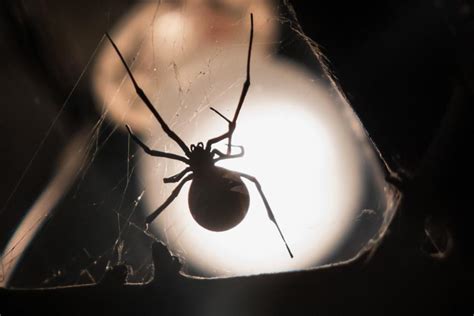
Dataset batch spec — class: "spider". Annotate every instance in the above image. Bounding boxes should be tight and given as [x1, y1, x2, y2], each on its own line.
[106, 14, 293, 258]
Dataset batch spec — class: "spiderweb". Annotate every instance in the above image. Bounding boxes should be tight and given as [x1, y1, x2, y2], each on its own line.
[0, 0, 400, 288]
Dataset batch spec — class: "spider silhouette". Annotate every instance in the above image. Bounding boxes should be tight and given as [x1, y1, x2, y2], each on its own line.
[106, 14, 293, 258]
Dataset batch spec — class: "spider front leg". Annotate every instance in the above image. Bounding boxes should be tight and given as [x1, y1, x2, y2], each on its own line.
[237, 172, 293, 258]
[212, 145, 245, 162]
[206, 14, 253, 154]
[106, 33, 190, 157]
[126, 125, 189, 164]
[146, 174, 194, 224]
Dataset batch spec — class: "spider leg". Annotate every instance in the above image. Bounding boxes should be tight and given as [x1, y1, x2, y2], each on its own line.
[210, 107, 231, 124]
[145, 174, 193, 224]
[126, 125, 189, 164]
[163, 167, 191, 183]
[106, 33, 191, 157]
[212, 146, 245, 162]
[206, 14, 254, 153]
[237, 172, 293, 258]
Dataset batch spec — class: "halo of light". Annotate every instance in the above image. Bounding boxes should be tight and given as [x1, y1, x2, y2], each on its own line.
[139, 51, 374, 276]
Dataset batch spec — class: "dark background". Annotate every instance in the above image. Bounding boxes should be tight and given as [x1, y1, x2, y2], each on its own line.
[1, 0, 473, 314]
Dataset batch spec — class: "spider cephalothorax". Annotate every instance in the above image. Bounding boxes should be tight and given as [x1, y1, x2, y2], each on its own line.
[188, 142, 214, 171]
[107, 14, 293, 257]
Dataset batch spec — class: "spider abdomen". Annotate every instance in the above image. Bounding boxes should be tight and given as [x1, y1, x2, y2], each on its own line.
[188, 167, 249, 232]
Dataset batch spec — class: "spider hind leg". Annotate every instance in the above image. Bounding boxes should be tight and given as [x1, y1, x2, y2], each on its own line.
[238, 172, 293, 258]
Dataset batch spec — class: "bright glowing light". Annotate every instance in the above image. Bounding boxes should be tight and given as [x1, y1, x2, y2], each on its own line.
[139, 55, 367, 276]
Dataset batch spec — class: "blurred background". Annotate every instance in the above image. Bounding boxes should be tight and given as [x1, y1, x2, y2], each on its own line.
[0, 0, 473, 313]
[0, 0, 400, 286]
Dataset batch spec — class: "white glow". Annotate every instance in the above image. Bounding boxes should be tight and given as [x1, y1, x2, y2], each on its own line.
[139, 56, 364, 276]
